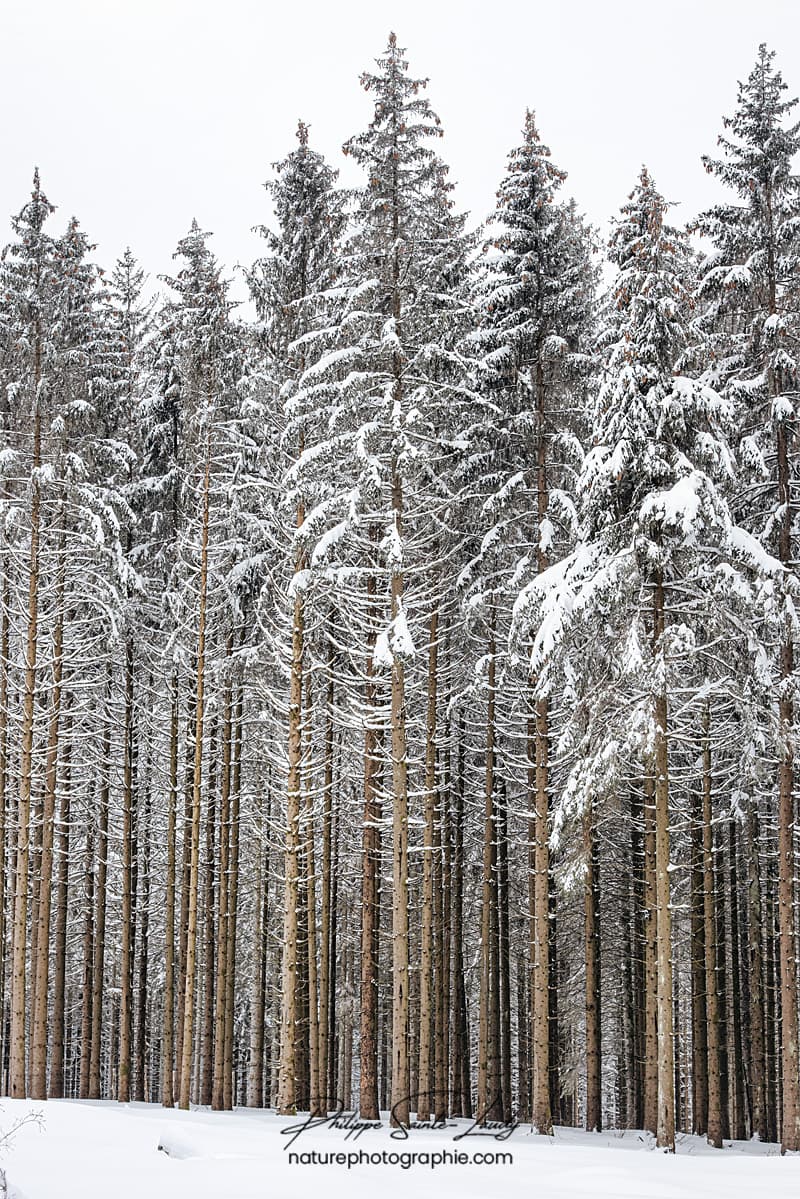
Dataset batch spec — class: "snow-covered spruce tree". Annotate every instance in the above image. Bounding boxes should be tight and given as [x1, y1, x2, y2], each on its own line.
[150, 220, 243, 1111]
[248, 120, 345, 1118]
[460, 110, 596, 1133]
[291, 33, 473, 1124]
[0, 185, 131, 1102]
[512, 167, 754, 1151]
[0, 172, 64, 1099]
[695, 44, 800, 1154]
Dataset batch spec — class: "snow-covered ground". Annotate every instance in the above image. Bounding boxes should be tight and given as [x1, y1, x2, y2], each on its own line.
[1, 1099, 799, 1199]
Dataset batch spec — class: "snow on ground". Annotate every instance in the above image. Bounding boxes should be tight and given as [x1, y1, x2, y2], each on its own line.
[1, 1098, 799, 1199]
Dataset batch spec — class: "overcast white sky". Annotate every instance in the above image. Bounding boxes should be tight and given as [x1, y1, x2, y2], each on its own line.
[1, 1, 798, 302]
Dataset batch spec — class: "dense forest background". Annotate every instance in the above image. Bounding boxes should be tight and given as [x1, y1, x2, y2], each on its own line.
[1, 31, 799, 1158]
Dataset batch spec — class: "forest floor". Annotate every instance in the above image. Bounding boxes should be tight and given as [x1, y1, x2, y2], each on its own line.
[1, 1097, 799, 1199]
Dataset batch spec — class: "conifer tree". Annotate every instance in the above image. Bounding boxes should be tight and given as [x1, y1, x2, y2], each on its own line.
[696, 44, 800, 1153]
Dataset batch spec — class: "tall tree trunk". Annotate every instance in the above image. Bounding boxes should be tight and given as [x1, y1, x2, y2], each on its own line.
[49, 725, 71, 1098]
[319, 658, 334, 1111]
[478, 615, 501, 1123]
[79, 822, 94, 1099]
[212, 667, 233, 1110]
[702, 706, 722, 1148]
[653, 571, 675, 1152]
[690, 779, 708, 1134]
[161, 675, 179, 1107]
[746, 804, 766, 1140]
[584, 799, 601, 1132]
[199, 727, 217, 1107]
[247, 779, 270, 1108]
[435, 734, 449, 1123]
[389, 476, 410, 1128]
[277, 547, 304, 1115]
[134, 780, 151, 1102]
[643, 775, 658, 1134]
[530, 360, 553, 1137]
[223, 686, 242, 1111]
[89, 672, 113, 1099]
[10, 390, 42, 1099]
[30, 520, 66, 1099]
[497, 781, 512, 1124]
[178, 434, 212, 1110]
[359, 563, 381, 1120]
[417, 607, 438, 1121]
[450, 709, 469, 1119]
[303, 682, 321, 1116]
[118, 639, 136, 1102]
[728, 821, 746, 1140]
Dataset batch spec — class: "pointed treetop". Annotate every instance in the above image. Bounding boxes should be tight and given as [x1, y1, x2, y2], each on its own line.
[296, 119, 309, 147]
[523, 108, 539, 140]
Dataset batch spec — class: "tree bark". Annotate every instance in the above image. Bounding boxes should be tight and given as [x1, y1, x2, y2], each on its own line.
[584, 799, 601, 1132]
[652, 571, 675, 1152]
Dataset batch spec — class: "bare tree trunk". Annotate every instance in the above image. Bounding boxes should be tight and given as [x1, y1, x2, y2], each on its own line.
[118, 639, 136, 1103]
[389, 474, 410, 1128]
[277, 574, 303, 1116]
[212, 669, 233, 1110]
[478, 615, 502, 1125]
[360, 562, 381, 1120]
[319, 660, 334, 1111]
[728, 822, 746, 1140]
[161, 676, 179, 1107]
[584, 799, 601, 1132]
[450, 710, 469, 1119]
[247, 777, 270, 1108]
[497, 781, 512, 1124]
[49, 726, 71, 1099]
[643, 775, 658, 1134]
[417, 607, 438, 1121]
[303, 682, 321, 1116]
[653, 572, 675, 1152]
[223, 685, 242, 1112]
[10, 391, 42, 1099]
[200, 724, 218, 1107]
[79, 822, 94, 1099]
[746, 804, 766, 1140]
[530, 360, 553, 1137]
[30, 520, 66, 1099]
[89, 673, 113, 1099]
[435, 710, 450, 1123]
[702, 706, 722, 1148]
[690, 780, 708, 1134]
[134, 781, 151, 1102]
[178, 434, 212, 1110]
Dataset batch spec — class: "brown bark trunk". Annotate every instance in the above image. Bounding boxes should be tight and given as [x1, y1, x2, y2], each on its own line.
[89, 672, 112, 1099]
[178, 433, 212, 1110]
[10, 391, 42, 1099]
[417, 607, 438, 1121]
[212, 666, 233, 1110]
[360, 562, 381, 1120]
[643, 775, 658, 1134]
[30, 519, 66, 1099]
[746, 805, 766, 1140]
[49, 726, 72, 1098]
[690, 778, 708, 1134]
[653, 572, 675, 1151]
[161, 675, 179, 1107]
[319, 658, 334, 1110]
[584, 800, 601, 1132]
[118, 639, 136, 1103]
[223, 686, 242, 1111]
[702, 706, 722, 1148]
[79, 822, 94, 1099]
[134, 782, 151, 1102]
